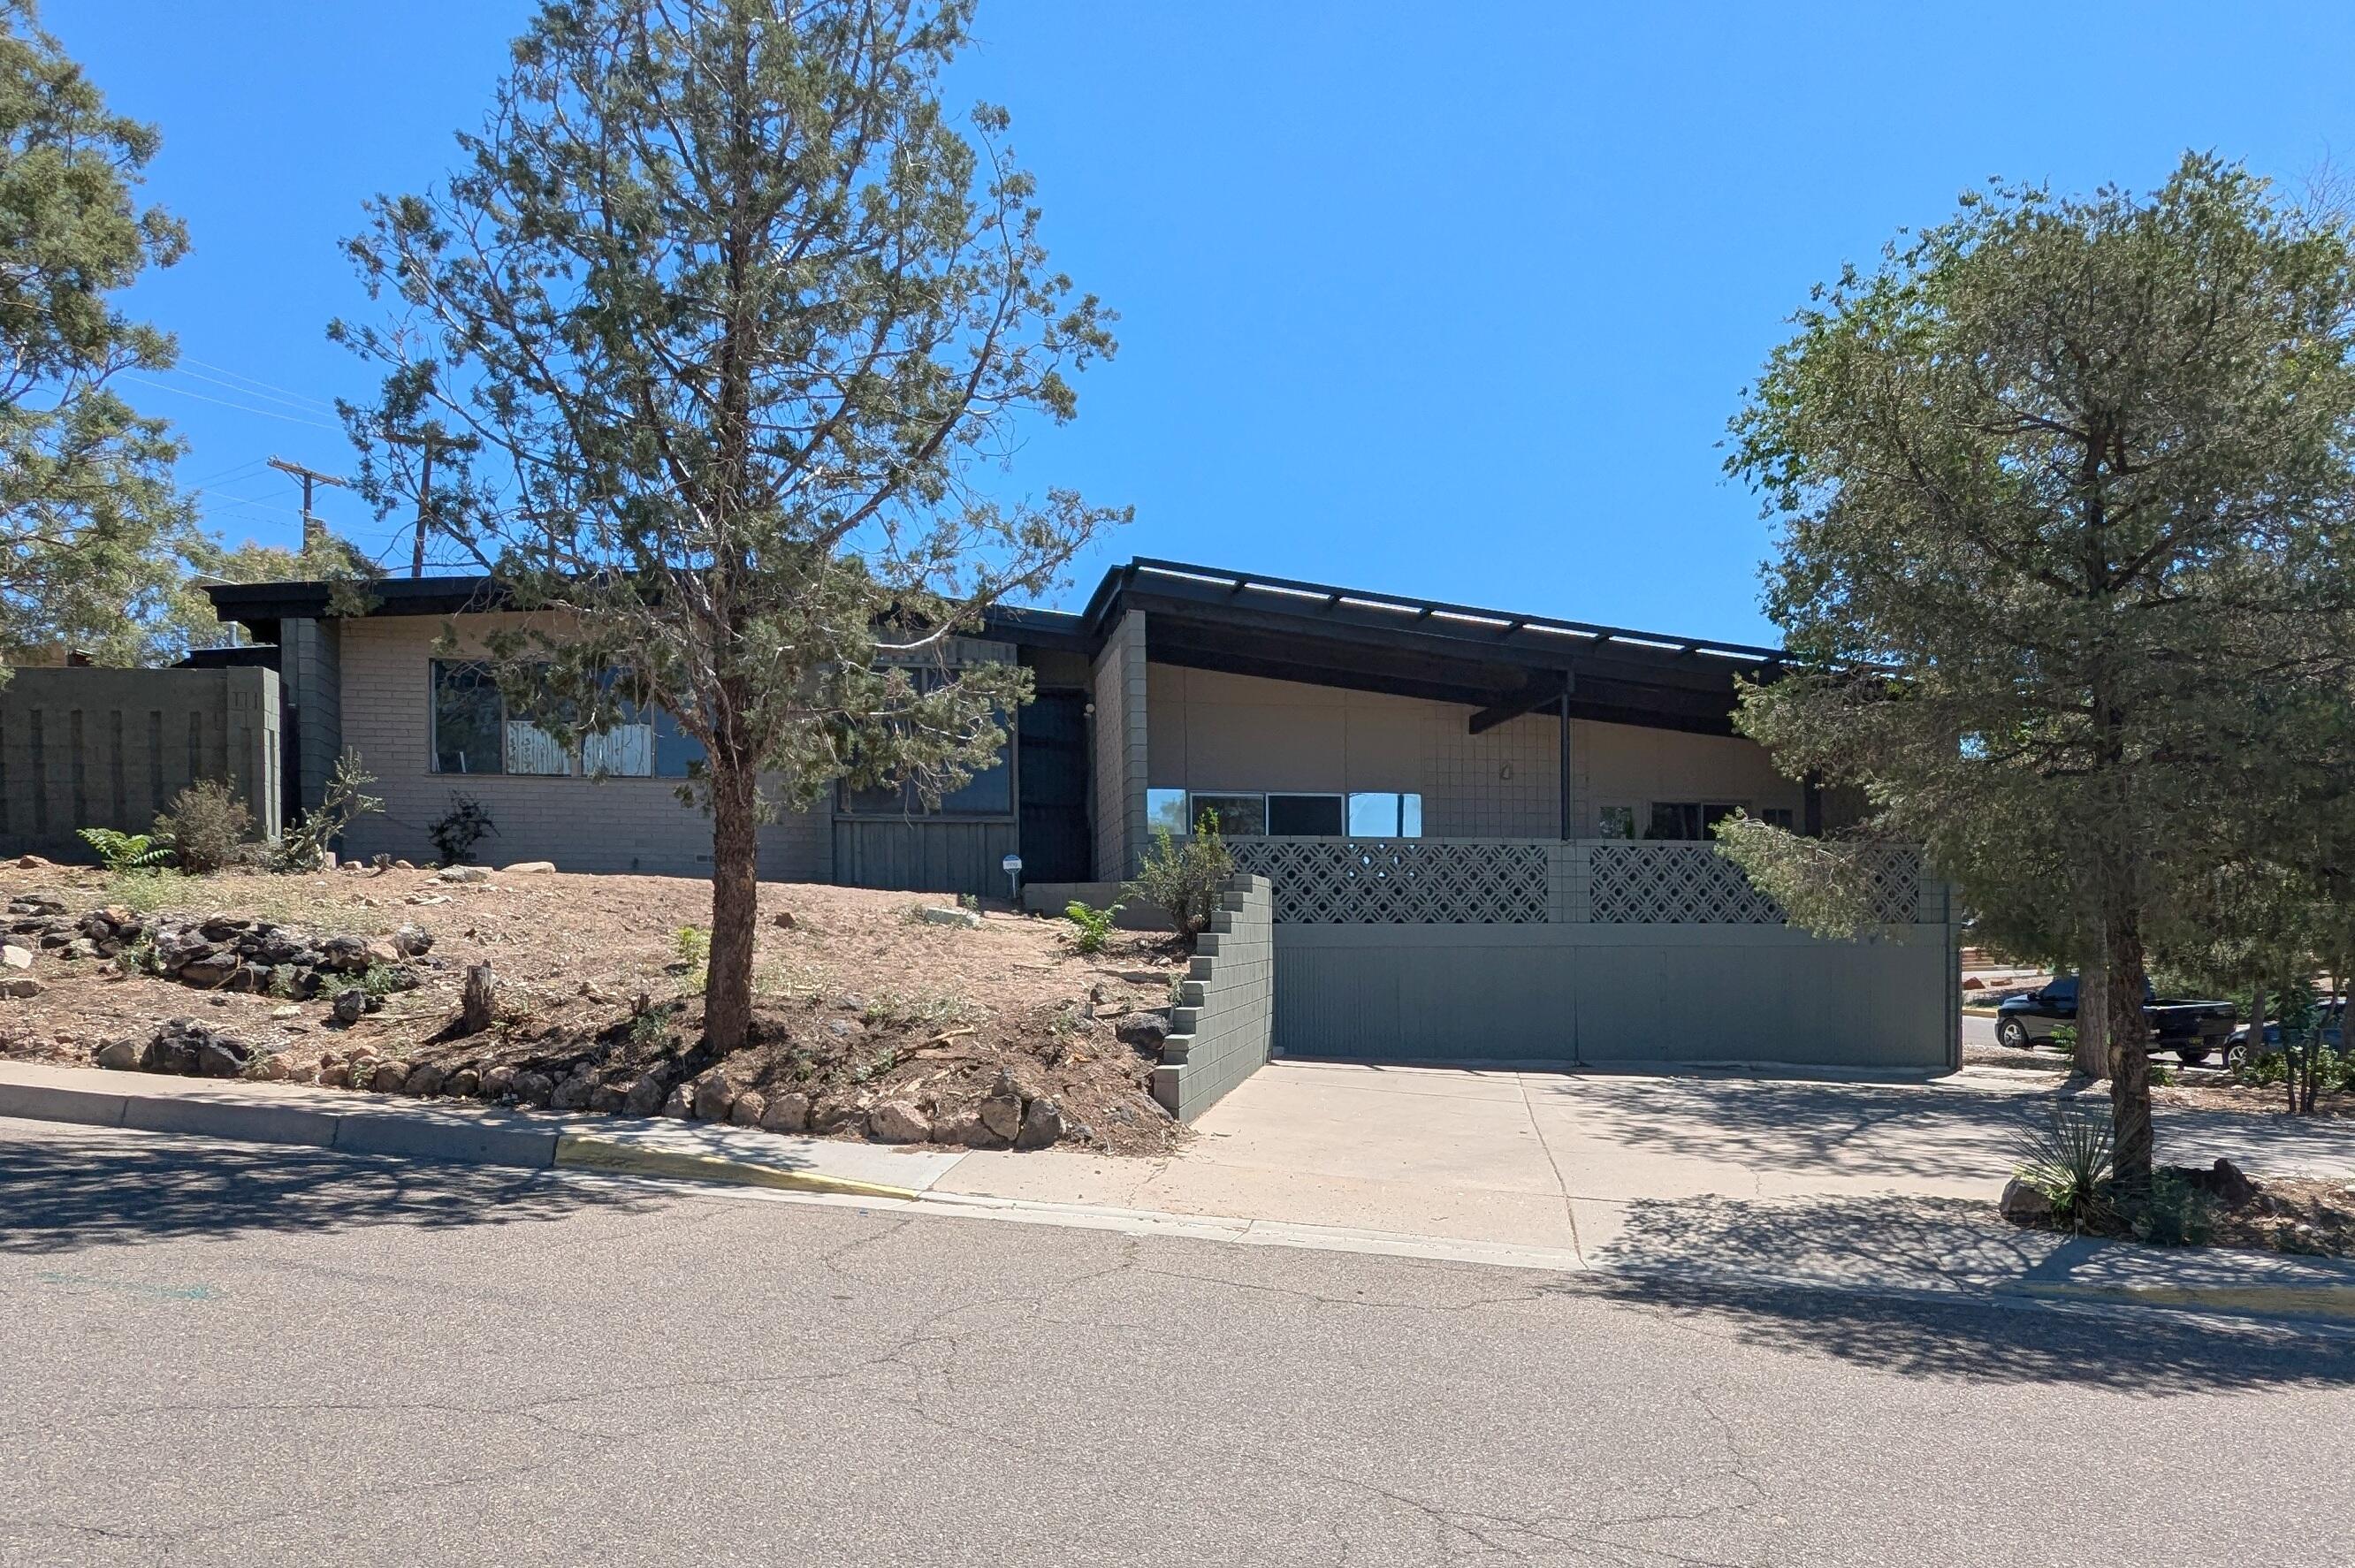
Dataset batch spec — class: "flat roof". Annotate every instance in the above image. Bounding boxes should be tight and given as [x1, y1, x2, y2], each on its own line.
[201, 558, 1783, 735]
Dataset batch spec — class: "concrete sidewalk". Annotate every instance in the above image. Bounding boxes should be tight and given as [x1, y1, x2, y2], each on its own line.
[9, 1057, 2355, 1326]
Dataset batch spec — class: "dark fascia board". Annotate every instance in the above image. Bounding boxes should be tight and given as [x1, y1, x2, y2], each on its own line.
[201, 574, 1090, 652]
[1111, 558, 1787, 668]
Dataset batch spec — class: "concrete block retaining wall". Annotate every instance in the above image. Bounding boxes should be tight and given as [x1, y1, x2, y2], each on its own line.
[1152, 873, 1274, 1121]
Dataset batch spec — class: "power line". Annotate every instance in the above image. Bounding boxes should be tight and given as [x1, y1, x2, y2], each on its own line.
[164, 364, 339, 416]
[180, 356, 341, 413]
[122, 376, 342, 431]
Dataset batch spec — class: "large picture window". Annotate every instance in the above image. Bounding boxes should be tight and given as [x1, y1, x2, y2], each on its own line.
[431, 660, 703, 780]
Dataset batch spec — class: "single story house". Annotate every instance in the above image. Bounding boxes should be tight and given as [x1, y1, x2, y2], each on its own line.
[187, 557, 1956, 1075]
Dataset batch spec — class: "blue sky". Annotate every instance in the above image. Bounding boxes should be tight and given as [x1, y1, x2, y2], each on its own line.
[58, 1, 2355, 641]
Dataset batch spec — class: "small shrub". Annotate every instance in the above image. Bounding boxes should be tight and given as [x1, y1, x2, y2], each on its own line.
[271, 750, 385, 872]
[152, 781, 253, 874]
[958, 892, 980, 914]
[267, 964, 300, 999]
[1063, 900, 1120, 955]
[2010, 1103, 2114, 1233]
[2147, 1061, 2176, 1088]
[1122, 810, 1236, 946]
[629, 1003, 676, 1047]
[359, 962, 403, 999]
[79, 828, 171, 873]
[673, 925, 711, 995]
[428, 792, 497, 865]
[2132, 1169, 2217, 1247]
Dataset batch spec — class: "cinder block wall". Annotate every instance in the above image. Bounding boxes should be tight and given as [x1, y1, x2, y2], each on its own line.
[1152, 872, 1275, 1121]
[0, 666, 281, 859]
[1090, 608, 1147, 881]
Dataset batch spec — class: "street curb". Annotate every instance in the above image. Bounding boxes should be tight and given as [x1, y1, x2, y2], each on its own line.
[551, 1133, 921, 1201]
[0, 1074, 556, 1168]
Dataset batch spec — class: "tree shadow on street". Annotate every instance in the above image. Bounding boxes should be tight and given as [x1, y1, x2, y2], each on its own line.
[1568, 1194, 2355, 1393]
[0, 1127, 662, 1256]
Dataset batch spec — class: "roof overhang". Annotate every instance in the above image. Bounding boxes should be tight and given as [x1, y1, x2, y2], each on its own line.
[201, 557, 1786, 738]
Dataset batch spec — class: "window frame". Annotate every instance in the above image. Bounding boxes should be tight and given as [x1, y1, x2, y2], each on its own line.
[1265, 792, 1345, 837]
[429, 658, 703, 782]
[1345, 791, 1424, 839]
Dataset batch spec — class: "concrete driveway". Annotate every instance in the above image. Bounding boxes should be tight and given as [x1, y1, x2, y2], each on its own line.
[940, 1059, 2355, 1260]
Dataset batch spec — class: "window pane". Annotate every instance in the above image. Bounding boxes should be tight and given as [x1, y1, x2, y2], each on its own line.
[1189, 793, 1265, 836]
[1760, 807, 1795, 830]
[1596, 805, 1635, 840]
[1648, 803, 1703, 840]
[1347, 792, 1399, 837]
[839, 780, 908, 815]
[938, 751, 1011, 814]
[1399, 793, 1421, 838]
[1268, 794, 1342, 836]
[583, 724, 653, 778]
[1147, 788, 1188, 833]
[504, 720, 572, 776]
[431, 661, 503, 775]
[652, 705, 705, 779]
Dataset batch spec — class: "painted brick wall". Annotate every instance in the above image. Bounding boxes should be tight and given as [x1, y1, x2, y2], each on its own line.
[1151, 873, 1274, 1121]
[335, 615, 827, 879]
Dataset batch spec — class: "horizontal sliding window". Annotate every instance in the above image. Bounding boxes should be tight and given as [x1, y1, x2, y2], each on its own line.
[1147, 788, 1188, 834]
[835, 666, 1013, 818]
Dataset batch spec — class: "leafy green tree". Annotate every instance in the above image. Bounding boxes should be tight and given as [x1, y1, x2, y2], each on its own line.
[1721, 156, 2355, 1202]
[0, 0, 206, 670]
[335, 0, 1124, 1050]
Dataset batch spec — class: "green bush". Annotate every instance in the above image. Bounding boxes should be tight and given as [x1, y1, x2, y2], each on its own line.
[2131, 1169, 2217, 1247]
[152, 780, 253, 874]
[78, 828, 171, 873]
[428, 792, 497, 865]
[1122, 810, 1235, 946]
[673, 925, 711, 994]
[1063, 900, 1120, 955]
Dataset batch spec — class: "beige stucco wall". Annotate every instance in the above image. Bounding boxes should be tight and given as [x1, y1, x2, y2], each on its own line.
[1144, 665, 1802, 837]
[337, 614, 828, 879]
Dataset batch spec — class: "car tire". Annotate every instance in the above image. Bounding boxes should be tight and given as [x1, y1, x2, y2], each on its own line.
[1996, 1016, 2031, 1050]
[2176, 1047, 2212, 1066]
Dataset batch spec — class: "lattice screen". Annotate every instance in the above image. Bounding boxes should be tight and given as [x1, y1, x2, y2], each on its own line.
[1587, 842, 1924, 925]
[1227, 839, 1553, 925]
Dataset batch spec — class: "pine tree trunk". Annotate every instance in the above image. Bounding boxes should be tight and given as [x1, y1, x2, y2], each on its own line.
[2103, 916, 2155, 1206]
[703, 758, 761, 1054]
[2074, 954, 2109, 1078]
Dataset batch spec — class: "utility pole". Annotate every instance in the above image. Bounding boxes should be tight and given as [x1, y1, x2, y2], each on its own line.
[265, 456, 348, 555]
[382, 428, 478, 578]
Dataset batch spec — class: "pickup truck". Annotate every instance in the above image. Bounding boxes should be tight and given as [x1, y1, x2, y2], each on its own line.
[1993, 974, 2238, 1064]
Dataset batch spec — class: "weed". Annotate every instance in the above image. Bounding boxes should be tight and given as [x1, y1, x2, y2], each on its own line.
[2132, 1168, 2218, 1247]
[359, 962, 403, 1000]
[673, 925, 711, 995]
[862, 990, 981, 1031]
[80, 828, 171, 873]
[267, 964, 300, 999]
[428, 792, 498, 865]
[629, 1004, 675, 1047]
[1063, 900, 1120, 955]
[105, 870, 192, 914]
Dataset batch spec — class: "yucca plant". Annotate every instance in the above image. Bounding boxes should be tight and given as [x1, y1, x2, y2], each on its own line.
[2010, 1103, 2115, 1233]
[78, 828, 172, 873]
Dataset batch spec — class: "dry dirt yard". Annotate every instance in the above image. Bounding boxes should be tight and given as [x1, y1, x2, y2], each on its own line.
[0, 860, 1193, 1155]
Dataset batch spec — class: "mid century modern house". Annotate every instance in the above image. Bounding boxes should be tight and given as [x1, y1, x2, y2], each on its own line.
[167, 557, 1957, 1076]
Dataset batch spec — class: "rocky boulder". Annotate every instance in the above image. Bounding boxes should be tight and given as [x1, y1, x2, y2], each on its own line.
[692, 1072, 738, 1123]
[760, 1092, 812, 1133]
[141, 1019, 252, 1078]
[1999, 1177, 2054, 1224]
[1114, 1011, 1171, 1052]
[1015, 1096, 1066, 1151]
[868, 1100, 932, 1143]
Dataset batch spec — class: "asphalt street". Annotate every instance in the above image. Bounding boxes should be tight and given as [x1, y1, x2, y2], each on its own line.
[4, 1116, 2352, 1568]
